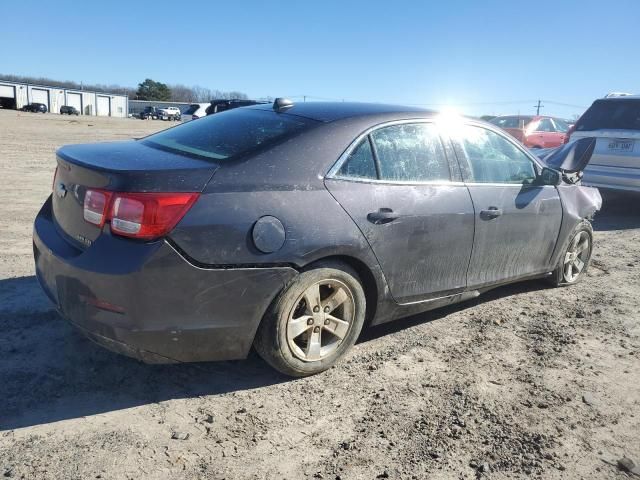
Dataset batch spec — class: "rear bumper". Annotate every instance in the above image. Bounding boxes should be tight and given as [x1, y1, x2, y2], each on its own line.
[33, 197, 297, 363]
[583, 165, 640, 192]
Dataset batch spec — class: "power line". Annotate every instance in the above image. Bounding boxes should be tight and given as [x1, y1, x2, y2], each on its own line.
[543, 100, 588, 109]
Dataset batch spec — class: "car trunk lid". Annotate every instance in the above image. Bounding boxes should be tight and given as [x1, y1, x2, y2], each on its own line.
[52, 140, 217, 248]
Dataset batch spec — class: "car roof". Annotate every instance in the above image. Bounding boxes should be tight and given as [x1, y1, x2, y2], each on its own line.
[249, 101, 435, 122]
[595, 95, 640, 101]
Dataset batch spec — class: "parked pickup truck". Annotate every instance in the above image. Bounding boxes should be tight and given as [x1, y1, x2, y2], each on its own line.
[140, 106, 160, 120]
[157, 106, 181, 121]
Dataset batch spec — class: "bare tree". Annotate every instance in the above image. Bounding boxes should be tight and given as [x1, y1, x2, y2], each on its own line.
[169, 84, 197, 102]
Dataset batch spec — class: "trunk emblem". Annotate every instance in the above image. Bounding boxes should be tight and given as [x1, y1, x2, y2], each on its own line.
[55, 182, 67, 198]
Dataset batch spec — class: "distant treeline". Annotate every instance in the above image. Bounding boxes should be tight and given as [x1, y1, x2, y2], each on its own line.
[0, 74, 249, 103]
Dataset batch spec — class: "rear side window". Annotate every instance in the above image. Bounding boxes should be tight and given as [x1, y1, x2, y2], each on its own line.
[337, 139, 377, 179]
[576, 99, 640, 131]
[142, 108, 316, 160]
[371, 124, 450, 182]
[458, 125, 537, 184]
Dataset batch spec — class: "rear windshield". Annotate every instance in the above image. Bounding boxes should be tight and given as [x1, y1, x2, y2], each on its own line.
[183, 104, 202, 115]
[142, 108, 316, 160]
[575, 99, 640, 131]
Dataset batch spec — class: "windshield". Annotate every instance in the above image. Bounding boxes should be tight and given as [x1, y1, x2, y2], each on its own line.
[575, 99, 640, 131]
[142, 108, 317, 160]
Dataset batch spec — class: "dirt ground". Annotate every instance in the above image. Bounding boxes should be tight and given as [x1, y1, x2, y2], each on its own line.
[0, 109, 639, 480]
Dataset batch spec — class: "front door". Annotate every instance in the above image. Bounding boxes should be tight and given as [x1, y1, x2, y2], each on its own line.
[325, 122, 475, 304]
[452, 123, 563, 288]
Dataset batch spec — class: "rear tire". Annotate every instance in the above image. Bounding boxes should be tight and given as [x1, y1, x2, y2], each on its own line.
[254, 261, 366, 377]
[548, 220, 593, 287]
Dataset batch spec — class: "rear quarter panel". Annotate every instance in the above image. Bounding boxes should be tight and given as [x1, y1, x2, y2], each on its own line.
[168, 119, 391, 270]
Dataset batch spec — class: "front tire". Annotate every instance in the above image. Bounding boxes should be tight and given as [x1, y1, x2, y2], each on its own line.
[254, 261, 366, 377]
[548, 220, 593, 286]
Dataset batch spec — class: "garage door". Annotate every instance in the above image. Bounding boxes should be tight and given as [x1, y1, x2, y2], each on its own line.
[66, 92, 82, 111]
[0, 85, 15, 98]
[0, 84, 16, 109]
[31, 88, 49, 107]
[96, 95, 110, 116]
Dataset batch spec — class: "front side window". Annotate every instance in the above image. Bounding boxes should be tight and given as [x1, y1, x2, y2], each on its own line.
[458, 125, 537, 184]
[142, 108, 316, 161]
[336, 138, 377, 179]
[370, 123, 450, 182]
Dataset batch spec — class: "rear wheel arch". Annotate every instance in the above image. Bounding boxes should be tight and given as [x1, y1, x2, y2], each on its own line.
[254, 257, 368, 376]
[300, 255, 379, 326]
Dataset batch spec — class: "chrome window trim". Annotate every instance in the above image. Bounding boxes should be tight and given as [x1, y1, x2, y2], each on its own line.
[326, 117, 547, 187]
[328, 175, 466, 187]
[325, 118, 457, 185]
[463, 182, 555, 188]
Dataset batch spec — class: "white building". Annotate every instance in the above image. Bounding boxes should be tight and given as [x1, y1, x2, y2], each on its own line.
[0, 80, 129, 117]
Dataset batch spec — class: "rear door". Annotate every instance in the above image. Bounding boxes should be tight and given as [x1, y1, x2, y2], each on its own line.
[325, 121, 475, 304]
[451, 123, 562, 288]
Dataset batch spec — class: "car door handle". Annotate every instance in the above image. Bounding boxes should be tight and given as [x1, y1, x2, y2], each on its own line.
[367, 208, 398, 225]
[480, 207, 503, 219]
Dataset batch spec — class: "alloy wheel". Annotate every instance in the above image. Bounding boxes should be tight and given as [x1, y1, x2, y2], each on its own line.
[563, 231, 590, 283]
[286, 280, 355, 362]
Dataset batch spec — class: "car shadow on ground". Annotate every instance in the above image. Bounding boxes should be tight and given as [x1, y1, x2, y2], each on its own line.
[0, 275, 550, 431]
[359, 278, 550, 343]
[0, 275, 289, 430]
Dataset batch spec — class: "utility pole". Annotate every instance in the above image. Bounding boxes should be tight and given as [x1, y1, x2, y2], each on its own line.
[534, 99, 543, 115]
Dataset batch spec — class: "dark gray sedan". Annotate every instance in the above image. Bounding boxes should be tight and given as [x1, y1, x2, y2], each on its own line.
[33, 100, 602, 376]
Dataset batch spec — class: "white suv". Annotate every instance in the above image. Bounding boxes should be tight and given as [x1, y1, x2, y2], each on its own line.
[157, 106, 181, 120]
[181, 103, 209, 123]
[569, 95, 640, 192]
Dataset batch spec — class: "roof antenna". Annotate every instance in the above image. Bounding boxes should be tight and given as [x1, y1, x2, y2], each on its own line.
[273, 98, 294, 112]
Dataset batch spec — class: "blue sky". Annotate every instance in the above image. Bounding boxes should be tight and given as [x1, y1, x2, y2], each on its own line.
[2, 0, 638, 118]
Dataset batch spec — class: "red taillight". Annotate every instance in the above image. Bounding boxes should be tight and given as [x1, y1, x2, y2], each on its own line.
[83, 189, 199, 240]
[83, 189, 113, 227]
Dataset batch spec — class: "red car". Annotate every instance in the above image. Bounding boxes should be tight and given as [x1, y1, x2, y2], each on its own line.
[489, 115, 570, 148]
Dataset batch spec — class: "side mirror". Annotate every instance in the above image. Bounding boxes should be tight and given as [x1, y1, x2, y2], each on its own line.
[539, 167, 561, 186]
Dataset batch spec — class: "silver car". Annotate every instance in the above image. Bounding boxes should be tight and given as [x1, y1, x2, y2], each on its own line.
[570, 95, 640, 192]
